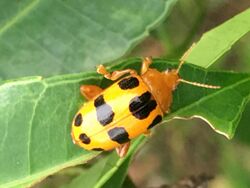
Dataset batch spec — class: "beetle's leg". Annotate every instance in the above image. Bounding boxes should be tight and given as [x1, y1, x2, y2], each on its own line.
[143, 130, 151, 136]
[141, 57, 152, 75]
[97, 65, 137, 81]
[80, 85, 103, 100]
[116, 142, 130, 158]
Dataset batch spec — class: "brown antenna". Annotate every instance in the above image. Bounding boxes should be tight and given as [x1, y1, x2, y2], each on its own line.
[176, 43, 221, 89]
[178, 79, 221, 89]
[176, 43, 196, 74]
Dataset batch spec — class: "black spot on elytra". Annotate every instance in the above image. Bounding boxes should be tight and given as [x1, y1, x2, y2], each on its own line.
[94, 95, 114, 126]
[118, 77, 139, 90]
[129, 91, 157, 119]
[108, 127, 130, 144]
[147, 115, 162, 129]
[74, 113, 82, 126]
[79, 133, 91, 144]
[92, 148, 104, 151]
[94, 95, 105, 107]
[129, 91, 151, 112]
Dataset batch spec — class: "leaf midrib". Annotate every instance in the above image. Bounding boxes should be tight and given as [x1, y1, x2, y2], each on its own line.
[27, 82, 47, 175]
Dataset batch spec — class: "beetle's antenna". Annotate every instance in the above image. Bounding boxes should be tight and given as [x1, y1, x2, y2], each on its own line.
[178, 79, 221, 89]
[176, 43, 196, 74]
[175, 43, 220, 89]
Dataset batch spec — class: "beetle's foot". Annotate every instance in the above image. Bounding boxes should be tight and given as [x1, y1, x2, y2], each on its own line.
[80, 85, 103, 100]
[141, 57, 152, 75]
[97, 65, 137, 81]
[116, 142, 130, 158]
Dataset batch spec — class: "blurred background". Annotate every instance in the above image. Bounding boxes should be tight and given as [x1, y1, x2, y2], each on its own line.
[35, 0, 250, 187]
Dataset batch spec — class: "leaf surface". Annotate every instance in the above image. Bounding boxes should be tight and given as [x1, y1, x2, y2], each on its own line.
[0, 59, 249, 187]
[186, 8, 250, 68]
[0, 0, 174, 80]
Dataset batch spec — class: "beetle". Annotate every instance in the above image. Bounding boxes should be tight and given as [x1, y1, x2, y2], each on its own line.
[71, 45, 220, 157]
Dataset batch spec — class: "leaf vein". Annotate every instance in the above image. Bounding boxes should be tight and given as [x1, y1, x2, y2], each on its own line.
[0, 0, 41, 37]
[55, 0, 127, 42]
[27, 81, 47, 174]
[15, 26, 71, 72]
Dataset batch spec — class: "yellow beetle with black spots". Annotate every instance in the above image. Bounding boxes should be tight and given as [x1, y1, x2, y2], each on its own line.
[71, 46, 220, 157]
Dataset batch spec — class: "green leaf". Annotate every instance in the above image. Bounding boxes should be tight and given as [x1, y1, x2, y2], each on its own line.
[0, 0, 175, 80]
[164, 63, 250, 139]
[0, 72, 101, 188]
[121, 176, 137, 188]
[186, 8, 250, 68]
[0, 59, 249, 187]
[62, 136, 145, 188]
[235, 103, 250, 145]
